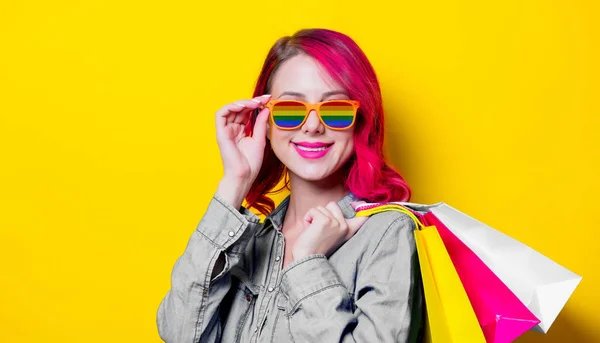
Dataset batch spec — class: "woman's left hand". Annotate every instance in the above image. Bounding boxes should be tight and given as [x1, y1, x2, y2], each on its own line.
[292, 201, 369, 260]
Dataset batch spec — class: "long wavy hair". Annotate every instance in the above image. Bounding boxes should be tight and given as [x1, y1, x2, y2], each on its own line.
[243, 28, 412, 216]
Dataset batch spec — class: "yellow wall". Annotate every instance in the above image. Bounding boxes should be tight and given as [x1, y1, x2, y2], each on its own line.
[1, 0, 598, 342]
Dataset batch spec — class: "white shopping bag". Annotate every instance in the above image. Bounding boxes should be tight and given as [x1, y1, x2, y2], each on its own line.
[393, 201, 582, 334]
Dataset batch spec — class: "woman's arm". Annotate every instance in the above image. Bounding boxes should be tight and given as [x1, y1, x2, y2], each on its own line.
[156, 192, 261, 343]
[279, 214, 424, 343]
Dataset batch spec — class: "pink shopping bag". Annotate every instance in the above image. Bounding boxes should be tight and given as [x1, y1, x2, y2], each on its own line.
[422, 212, 540, 343]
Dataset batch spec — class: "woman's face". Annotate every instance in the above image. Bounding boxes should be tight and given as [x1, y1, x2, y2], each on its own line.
[267, 54, 355, 183]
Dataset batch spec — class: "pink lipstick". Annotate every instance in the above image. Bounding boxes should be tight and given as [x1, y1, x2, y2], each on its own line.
[292, 141, 334, 159]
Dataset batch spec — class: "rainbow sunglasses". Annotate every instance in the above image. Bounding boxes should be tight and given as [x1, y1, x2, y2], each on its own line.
[263, 99, 360, 130]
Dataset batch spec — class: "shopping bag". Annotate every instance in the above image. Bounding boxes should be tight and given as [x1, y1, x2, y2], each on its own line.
[422, 211, 540, 343]
[355, 204, 486, 343]
[393, 201, 582, 334]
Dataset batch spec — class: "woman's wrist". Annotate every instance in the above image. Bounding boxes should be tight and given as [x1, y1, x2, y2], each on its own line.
[292, 249, 319, 261]
[216, 177, 251, 210]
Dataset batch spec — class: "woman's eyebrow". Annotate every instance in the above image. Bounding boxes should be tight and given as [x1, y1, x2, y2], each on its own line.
[277, 91, 305, 98]
[277, 90, 349, 100]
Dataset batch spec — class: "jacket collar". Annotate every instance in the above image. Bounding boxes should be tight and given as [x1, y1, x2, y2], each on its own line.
[255, 191, 361, 237]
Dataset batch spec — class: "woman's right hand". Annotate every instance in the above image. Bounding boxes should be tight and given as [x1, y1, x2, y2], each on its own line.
[215, 94, 272, 191]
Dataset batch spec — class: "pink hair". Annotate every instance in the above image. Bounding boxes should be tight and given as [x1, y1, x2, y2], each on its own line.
[243, 28, 412, 216]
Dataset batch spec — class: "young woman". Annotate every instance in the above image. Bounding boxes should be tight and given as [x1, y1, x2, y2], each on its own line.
[157, 28, 424, 343]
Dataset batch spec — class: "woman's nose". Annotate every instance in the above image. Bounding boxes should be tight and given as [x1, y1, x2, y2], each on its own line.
[302, 110, 324, 134]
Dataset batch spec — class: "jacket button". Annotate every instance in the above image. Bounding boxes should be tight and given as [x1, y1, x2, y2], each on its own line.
[268, 287, 274, 292]
[275, 256, 280, 261]
[228, 231, 234, 237]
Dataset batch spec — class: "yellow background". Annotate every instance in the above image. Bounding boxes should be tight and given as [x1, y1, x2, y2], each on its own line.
[1, 0, 598, 342]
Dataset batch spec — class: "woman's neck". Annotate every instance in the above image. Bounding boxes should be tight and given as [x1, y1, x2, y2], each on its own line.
[282, 171, 348, 233]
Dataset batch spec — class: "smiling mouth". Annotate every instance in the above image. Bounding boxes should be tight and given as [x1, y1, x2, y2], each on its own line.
[292, 143, 334, 152]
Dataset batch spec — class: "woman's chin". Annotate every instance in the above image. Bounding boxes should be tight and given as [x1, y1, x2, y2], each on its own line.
[288, 165, 335, 182]
[299, 174, 329, 182]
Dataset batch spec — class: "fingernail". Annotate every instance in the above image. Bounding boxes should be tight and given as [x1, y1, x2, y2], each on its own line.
[251, 99, 261, 103]
[261, 94, 271, 97]
[350, 201, 364, 209]
[234, 103, 245, 107]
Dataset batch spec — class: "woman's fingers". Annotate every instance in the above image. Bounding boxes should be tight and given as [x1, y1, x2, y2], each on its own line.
[215, 103, 247, 130]
[349, 201, 367, 210]
[325, 202, 365, 240]
[228, 101, 254, 125]
[252, 107, 270, 143]
[253, 94, 272, 104]
[232, 95, 272, 124]
[216, 95, 271, 127]
[346, 216, 369, 237]
[303, 207, 327, 226]
[325, 202, 347, 226]
[215, 94, 271, 139]
[216, 104, 246, 142]
[315, 206, 336, 224]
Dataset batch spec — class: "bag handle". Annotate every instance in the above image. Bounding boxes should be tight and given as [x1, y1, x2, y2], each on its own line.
[354, 202, 425, 230]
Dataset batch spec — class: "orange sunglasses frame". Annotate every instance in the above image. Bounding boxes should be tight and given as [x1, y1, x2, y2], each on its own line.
[264, 99, 360, 131]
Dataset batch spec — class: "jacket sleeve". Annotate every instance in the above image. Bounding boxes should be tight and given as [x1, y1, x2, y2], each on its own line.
[156, 192, 261, 343]
[278, 214, 424, 343]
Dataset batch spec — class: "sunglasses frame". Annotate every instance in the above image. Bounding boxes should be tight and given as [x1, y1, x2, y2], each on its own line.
[265, 99, 360, 131]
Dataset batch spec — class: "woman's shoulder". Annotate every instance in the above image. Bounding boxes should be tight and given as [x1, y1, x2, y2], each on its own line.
[354, 209, 418, 253]
[365, 209, 417, 233]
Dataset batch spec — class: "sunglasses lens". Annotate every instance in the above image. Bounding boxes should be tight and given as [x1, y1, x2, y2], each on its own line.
[320, 101, 356, 129]
[272, 101, 307, 128]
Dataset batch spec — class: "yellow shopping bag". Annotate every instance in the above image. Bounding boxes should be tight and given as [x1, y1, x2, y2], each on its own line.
[355, 204, 486, 343]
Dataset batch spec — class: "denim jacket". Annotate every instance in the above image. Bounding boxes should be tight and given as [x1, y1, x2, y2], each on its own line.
[157, 191, 424, 343]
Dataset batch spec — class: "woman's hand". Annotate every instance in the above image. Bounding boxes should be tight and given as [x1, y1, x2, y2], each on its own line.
[292, 201, 369, 260]
[215, 94, 271, 207]
[216, 94, 271, 182]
